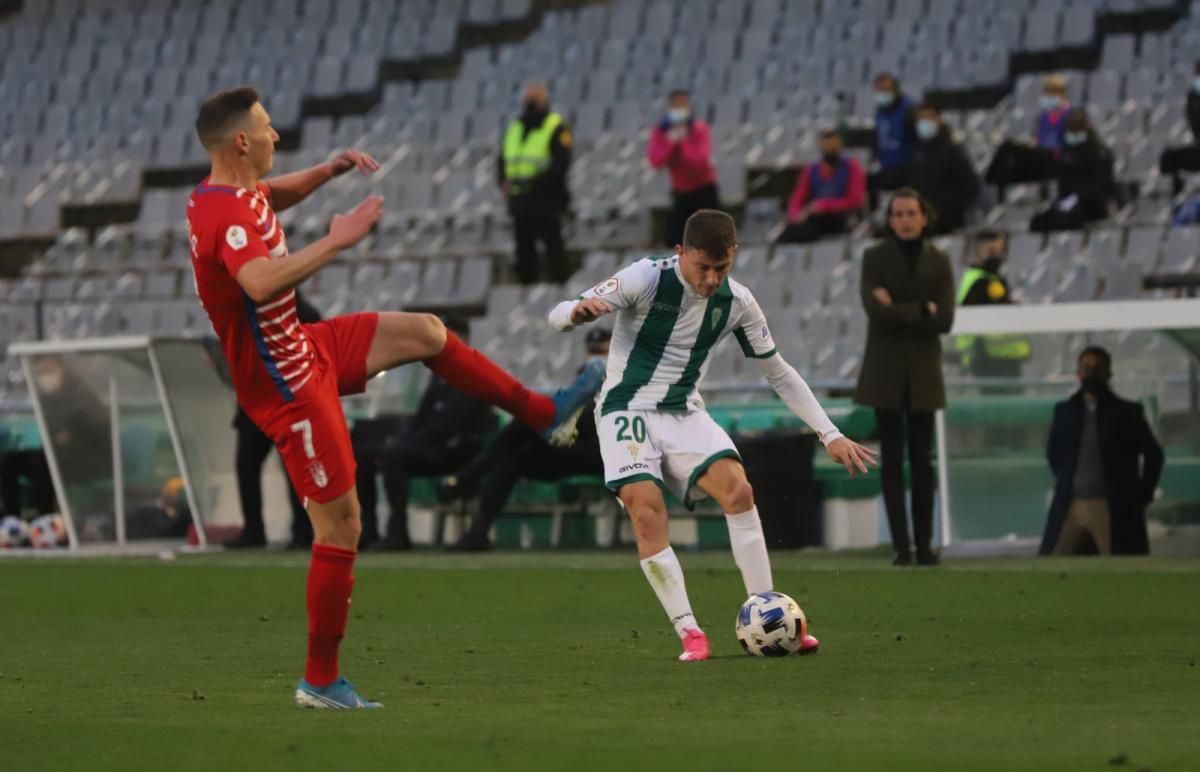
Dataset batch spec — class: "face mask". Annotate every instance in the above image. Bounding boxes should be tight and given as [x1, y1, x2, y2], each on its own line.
[668, 108, 690, 124]
[1192, 77, 1200, 94]
[822, 152, 841, 166]
[916, 119, 938, 140]
[875, 91, 895, 108]
[1040, 95, 1063, 112]
[523, 100, 546, 115]
[1064, 131, 1087, 146]
[1080, 373, 1108, 395]
[982, 256, 1004, 274]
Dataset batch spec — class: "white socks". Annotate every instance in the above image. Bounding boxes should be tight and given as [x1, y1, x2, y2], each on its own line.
[726, 507, 773, 595]
[639, 546, 697, 639]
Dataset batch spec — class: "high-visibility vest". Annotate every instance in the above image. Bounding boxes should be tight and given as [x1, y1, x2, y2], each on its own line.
[503, 112, 562, 195]
[955, 267, 1033, 366]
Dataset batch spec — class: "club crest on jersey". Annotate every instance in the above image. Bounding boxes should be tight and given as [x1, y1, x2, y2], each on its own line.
[225, 225, 248, 251]
[626, 443, 640, 460]
[711, 308, 723, 327]
[593, 277, 619, 296]
[308, 461, 328, 489]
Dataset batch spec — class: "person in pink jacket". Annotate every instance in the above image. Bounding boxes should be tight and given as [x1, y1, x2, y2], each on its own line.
[779, 130, 866, 243]
[646, 90, 721, 247]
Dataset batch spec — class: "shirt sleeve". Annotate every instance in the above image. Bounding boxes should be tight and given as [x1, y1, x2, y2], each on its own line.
[548, 259, 656, 331]
[215, 203, 270, 278]
[731, 289, 778, 359]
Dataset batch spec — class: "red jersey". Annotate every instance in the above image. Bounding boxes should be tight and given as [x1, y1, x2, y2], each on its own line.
[187, 178, 316, 408]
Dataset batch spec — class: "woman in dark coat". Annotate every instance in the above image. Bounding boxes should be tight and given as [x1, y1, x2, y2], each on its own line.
[854, 189, 956, 565]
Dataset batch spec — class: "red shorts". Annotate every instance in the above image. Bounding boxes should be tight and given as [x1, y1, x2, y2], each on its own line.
[247, 312, 379, 504]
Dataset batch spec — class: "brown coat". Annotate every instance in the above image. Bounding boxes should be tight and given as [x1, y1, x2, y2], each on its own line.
[853, 237, 955, 411]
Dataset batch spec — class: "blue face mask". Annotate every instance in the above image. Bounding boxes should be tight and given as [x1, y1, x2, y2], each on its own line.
[875, 91, 895, 108]
[1064, 131, 1087, 146]
[1040, 95, 1063, 112]
[916, 119, 938, 140]
[668, 108, 690, 124]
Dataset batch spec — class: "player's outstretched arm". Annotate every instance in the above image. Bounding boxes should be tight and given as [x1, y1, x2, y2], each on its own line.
[755, 353, 878, 477]
[265, 149, 380, 212]
[548, 262, 653, 331]
[236, 195, 383, 302]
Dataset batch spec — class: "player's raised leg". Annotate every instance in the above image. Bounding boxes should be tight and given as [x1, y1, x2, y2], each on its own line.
[363, 311, 602, 443]
[619, 480, 708, 662]
[696, 459, 818, 653]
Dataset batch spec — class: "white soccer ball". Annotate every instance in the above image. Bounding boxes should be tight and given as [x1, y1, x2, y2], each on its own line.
[736, 591, 808, 657]
[28, 514, 67, 549]
[0, 515, 29, 548]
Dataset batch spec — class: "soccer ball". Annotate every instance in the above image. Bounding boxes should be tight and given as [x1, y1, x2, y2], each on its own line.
[28, 514, 67, 549]
[736, 591, 808, 657]
[0, 515, 29, 548]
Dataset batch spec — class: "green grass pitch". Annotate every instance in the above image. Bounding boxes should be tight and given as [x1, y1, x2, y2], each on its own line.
[1, 551, 1198, 771]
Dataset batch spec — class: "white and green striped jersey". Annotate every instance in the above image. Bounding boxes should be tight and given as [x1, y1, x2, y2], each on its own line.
[567, 256, 778, 416]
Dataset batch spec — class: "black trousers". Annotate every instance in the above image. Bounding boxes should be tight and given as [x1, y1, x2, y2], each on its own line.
[1160, 144, 1200, 195]
[235, 417, 312, 545]
[357, 441, 478, 547]
[985, 141, 1057, 191]
[460, 422, 602, 541]
[777, 213, 851, 243]
[874, 403, 936, 554]
[664, 183, 720, 247]
[0, 449, 55, 516]
[1030, 199, 1106, 233]
[513, 211, 568, 285]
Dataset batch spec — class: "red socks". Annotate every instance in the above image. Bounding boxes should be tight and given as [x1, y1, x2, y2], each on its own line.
[425, 331, 556, 431]
[305, 543, 356, 688]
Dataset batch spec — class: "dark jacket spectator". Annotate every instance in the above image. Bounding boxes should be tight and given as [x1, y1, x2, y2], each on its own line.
[1158, 61, 1200, 195]
[907, 104, 980, 235]
[1030, 110, 1115, 233]
[1041, 348, 1164, 556]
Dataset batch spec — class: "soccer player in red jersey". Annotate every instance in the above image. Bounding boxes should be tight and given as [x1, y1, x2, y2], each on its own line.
[187, 87, 601, 708]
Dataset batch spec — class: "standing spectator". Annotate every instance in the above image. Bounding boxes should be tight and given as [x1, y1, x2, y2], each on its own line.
[869, 72, 917, 205]
[647, 89, 720, 248]
[1158, 60, 1200, 196]
[955, 230, 1031, 387]
[444, 329, 610, 552]
[854, 189, 955, 566]
[498, 82, 572, 285]
[985, 74, 1072, 194]
[1041, 347, 1163, 555]
[1029, 109, 1115, 233]
[225, 291, 321, 549]
[907, 103, 980, 235]
[778, 130, 866, 243]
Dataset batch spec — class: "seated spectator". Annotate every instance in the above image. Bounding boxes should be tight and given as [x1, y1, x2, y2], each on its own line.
[1171, 184, 1200, 226]
[868, 72, 917, 205]
[354, 320, 496, 551]
[1158, 60, 1200, 197]
[985, 74, 1072, 194]
[778, 130, 866, 243]
[443, 329, 610, 552]
[1041, 347, 1163, 556]
[647, 89, 720, 248]
[1030, 109, 1115, 233]
[907, 103, 980, 234]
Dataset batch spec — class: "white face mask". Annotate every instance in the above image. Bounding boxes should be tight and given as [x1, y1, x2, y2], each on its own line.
[1040, 95, 1063, 112]
[668, 108, 690, 124]
[875, 91, 895, 108]
[1064, 131, 1087, 146]
[916, 119, 938, 140]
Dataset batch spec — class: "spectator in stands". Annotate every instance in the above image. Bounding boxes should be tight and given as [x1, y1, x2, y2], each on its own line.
[907, 103, 980, 234]
[854, 189, 955, 566]
[985, 74, 1072, 195]
[224, 291, 321, 549]
[778, 130, 866, 243]
[869, 72, 917, 206]
[1171, 184, 1200, 226]
[1158, 60, 1200, 197]
[1029, 109, 1115, 233]
[1041, 347, 1163, 556]
[443, 328, 610, 552]
[498, 82, 572, 285]
[647, 89, 720, 248]
[356, 320, 495, 550]
[955, 230, 1031, 387]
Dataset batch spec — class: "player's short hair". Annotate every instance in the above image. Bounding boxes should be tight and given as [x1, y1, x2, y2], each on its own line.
[1078, 346, 1113, 373]
[682, 209, 737, 261]
[195, 86, 261, 150]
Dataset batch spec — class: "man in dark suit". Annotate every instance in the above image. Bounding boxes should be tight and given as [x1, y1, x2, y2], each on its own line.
[1041, 347, 1164, 555]
[854, 188, 956, 566]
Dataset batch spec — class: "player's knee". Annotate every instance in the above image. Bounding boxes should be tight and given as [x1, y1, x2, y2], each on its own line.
[726, 480, 754, 513]
[626, 500, 664, 533]
[416, 313, 447, 353]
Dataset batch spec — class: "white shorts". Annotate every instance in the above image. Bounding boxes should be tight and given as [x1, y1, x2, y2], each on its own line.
[597, 409, 740, 509]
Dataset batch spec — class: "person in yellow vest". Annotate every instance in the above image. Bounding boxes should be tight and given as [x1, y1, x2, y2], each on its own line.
[956, 230, 1031, 389]
[497, 82, 572, 285]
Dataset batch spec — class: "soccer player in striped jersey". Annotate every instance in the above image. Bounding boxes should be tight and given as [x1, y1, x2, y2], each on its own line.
[187, 87, 600, 708]
[548, 209, 876, 661]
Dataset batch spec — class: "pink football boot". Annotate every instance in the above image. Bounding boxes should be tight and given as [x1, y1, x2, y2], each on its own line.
[678, 628, 711, 662]
[799, 633, 820, 655]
